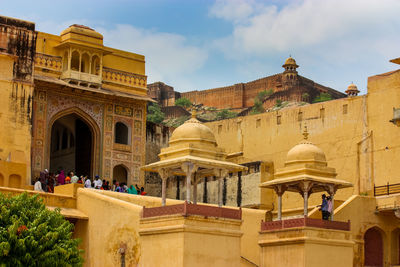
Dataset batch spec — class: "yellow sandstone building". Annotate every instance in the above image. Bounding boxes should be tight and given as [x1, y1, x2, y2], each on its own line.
[1, 15, 400, 267]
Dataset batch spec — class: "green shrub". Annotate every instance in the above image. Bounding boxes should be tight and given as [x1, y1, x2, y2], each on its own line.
[313, 93, 332, 103]
[0, 193, 83, 266]
[175, 98, 192, 108]
[147, 103, 165, 124]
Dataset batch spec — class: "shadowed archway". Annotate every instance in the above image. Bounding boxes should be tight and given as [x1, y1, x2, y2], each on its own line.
[47, 107, 100, 178]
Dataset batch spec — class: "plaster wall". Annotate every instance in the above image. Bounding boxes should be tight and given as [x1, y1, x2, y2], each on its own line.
[139, 215, 242, 267]
[206, 96, 367, 210]
[75, 188, 142, 267]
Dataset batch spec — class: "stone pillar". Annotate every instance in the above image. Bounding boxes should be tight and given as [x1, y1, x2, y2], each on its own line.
[301, 181, 312, 217]
[157, 168, 171, 206]
[328, 185, 338, 221]
[181, 162, 198, 203]
[193, 173, 198, 205]
[214, 168, 228, 207]
[274, 184, 286, 220]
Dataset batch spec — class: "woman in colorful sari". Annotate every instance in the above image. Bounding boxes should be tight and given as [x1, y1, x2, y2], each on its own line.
[57, 170, 65, 185]
[127, 185, 138, 194]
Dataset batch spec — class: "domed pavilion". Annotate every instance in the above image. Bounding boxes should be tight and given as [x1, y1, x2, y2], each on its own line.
[142, 111, 246, 206]
[260, 127, 352, 220]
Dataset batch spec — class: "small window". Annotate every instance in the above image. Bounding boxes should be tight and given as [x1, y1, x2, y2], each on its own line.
[256, 119, 261, 128]
[277, 115, 281, 125]
[115, 122, 129, 145]
[218, 125, 222, 134]
[343, 104, 348, 115]
[320, 108, 325, 119]
[298, 111, 303, 122]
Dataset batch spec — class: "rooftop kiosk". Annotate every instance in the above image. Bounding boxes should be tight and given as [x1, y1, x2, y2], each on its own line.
[139, 111, 246, 267]
[259, 127, 354, 267]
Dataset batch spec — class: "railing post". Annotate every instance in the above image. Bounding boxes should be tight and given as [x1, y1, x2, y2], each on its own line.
[374, 184, 376, 196]
[387, 182, 390, 195]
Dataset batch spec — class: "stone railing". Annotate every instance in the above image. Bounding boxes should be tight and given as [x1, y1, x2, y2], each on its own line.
[35, 53, 62, 72]
[261, 217, 351, 231]
[102, 67, 147, 88]
[142, 201, 242, 220]
[0, 186, 77, 209]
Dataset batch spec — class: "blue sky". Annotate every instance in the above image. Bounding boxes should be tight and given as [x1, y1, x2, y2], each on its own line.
[2, 0, 400, 94]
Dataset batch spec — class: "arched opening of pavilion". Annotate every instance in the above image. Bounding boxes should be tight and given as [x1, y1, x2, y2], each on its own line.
[50, 113, 93, 177]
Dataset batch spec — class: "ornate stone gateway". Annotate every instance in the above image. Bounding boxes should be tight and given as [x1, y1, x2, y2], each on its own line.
[30, 24, 152, 184]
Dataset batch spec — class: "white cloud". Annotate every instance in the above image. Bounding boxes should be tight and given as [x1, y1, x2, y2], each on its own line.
[211, 0, 400, 56]
[209, 0, 257, 23]
[209, 0, 400, 93]
[98, 25, 208, 88]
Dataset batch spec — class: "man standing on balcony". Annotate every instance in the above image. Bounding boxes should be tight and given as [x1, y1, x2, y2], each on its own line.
[319, 194, 329, 220]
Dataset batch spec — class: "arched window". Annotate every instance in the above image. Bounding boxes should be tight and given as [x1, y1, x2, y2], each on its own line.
[91, 55, 100, 75]
[63, 51, 68, 71]
[81, 53, 90, 73]
[71, 51, 80, 71]
[115, 122, 129, 145]
[113, 164, 128, 185]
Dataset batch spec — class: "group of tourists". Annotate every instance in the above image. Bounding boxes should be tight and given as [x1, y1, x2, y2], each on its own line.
[319, 194, 333, 220]
[33, 169, 147, 195]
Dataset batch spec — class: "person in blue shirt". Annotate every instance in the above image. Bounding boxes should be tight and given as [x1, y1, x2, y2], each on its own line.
[319, 194, 329, 220]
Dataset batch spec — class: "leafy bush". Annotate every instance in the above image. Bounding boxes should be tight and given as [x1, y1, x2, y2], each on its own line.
[276, 99, 282, 107]
[250, 99, 264, 115]
[216, 109, 237, 120]
[313, 93, 332, 103]
[175, 98, 192, 108]
[0, 193, 83, 266]
[147, 103, 165, 124]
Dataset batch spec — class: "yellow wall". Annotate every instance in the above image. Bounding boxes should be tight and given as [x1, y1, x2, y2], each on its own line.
[139, 215, 242, 267]
[0, 53, 33, 186]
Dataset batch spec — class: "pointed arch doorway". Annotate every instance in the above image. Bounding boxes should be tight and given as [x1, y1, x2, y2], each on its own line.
[47, 108, 100, 178]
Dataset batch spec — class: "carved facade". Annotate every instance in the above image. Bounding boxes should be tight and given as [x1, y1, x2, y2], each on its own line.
[0, 16, 152, 186]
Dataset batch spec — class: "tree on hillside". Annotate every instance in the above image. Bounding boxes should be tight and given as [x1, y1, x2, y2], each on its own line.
[250, 89, 273, 115]
[0, 193, 83, 266]
[147, 103, 165, 124]
[312, 92, 332, 103]
[216, 109, 237, 120]
[175, 98, 192, 109]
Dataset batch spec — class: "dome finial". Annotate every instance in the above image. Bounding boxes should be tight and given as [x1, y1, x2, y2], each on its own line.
[302, 125, 309, 140]
[191, 109, 197, 119]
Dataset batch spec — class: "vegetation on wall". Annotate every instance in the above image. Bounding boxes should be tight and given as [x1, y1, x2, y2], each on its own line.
[164, 115, 190, 128]
[216, 109, 238, 120]
[175, 98, 192, 109]
[312, 92, 332, 103]
[0, 193, 83, 266]
[250, 89, 274, 115]
[147, 103, 165, 124]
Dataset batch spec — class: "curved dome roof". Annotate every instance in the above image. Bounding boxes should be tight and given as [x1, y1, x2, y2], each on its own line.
[169, 115, 217, 145]
[286, 141, 326, 164]
[284, 56, 297, 66]
[347, 83, 358, 91]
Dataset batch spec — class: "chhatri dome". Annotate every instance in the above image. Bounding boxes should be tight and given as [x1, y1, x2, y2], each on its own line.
[282, 56, 299, 68]
[142, 110, 246, 206]
[345, 83, 360, 97]
[285, 128, 327, 166]
[169, 111, 217, 147]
